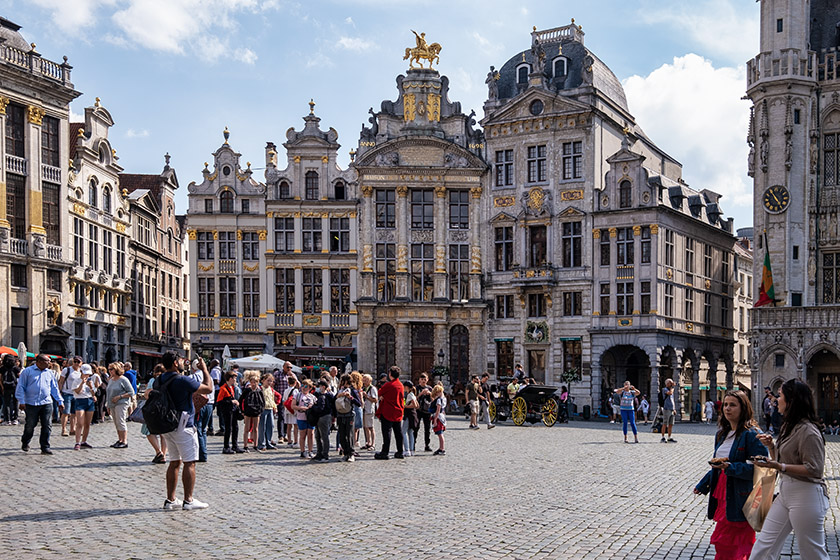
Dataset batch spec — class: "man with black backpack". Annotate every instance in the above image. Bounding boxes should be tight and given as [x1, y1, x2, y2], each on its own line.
[154, 352, 213, 511]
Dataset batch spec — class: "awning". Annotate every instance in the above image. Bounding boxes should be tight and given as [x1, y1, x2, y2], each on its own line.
[682, 385, 727, 391]
[290, 347, 354, 360]
[132, 350, 163, 358]
[0, 346, 62, 360]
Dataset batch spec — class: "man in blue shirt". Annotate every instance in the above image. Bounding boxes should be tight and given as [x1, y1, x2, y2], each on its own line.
[16, 354, 65, 454]
[122, 361, 138, 393]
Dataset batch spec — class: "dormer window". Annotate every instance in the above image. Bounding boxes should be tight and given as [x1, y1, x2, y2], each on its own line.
[220, 190, 234, 213]
[334, 181, 346, 200]
[517, 64, 530, 84]
[619, 180, 631, 208]
[276, 180, 291, 199]
[102, 186, 112, 214]
[552, 57, 567, 78]
[98, 145, 108, 164]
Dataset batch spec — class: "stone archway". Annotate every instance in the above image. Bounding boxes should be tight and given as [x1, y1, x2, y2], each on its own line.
[601, 345, 651, 413]
[808, 347, 840, 422]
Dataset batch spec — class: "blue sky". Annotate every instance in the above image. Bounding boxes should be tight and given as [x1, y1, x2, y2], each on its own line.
[6, 0, 759, 229]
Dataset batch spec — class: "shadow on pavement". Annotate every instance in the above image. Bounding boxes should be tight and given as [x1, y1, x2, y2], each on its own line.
[2, 507, 160, 522]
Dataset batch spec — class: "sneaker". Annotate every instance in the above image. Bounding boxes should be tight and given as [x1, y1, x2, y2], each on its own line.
[80, 442, 92, 449]
[74, 443, 81, 451]
[163, 498, 183, 510]
[346, 455, 355, 462]
[222, 448, 234, 455]
[488, 424, 496, 430]
[110, 441, 120, 448]
[288, 442, 295, 448]
[425, 446, 433, 452]
[319, 457, 329, 462]
[241, 447, 250, 453]
[115, 442, 128, 449]
[183, 499, 209, 511]
[667, 438, 677, 443]
[266, 444, 277, 450]
[12, 420, 18, 425]
[300, 452, 306, 458]
[310, 454, 322, 461]
[233, 447, 244, 454]
[373, 453, 389, 460]
[21, 445, 29, 452]
[433, 449, 445, 456]
[41, 449, 53, 455]
[660, 437, 667, 443]
[255, 447, 264, 453]
[610, 420, 615, 424]
[404, 451, 412, 457]
[393, 453, 405, 459]
[307, 452, 315, 458]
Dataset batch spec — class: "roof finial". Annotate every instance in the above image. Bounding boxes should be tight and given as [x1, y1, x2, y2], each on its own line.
[571, 18, 575, 24]
[164, 152, 171, 166]
[533, 26, 537, 32]
[223, 126, 230, 144]
[95, 97, 101, 107]
[309, 99, 316, 115]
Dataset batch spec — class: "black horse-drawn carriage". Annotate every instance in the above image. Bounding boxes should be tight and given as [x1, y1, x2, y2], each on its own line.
[489, 379, 562, 426]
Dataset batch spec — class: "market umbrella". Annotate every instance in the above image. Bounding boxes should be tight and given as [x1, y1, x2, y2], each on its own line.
[222, 345, 232, 372]
[229, 354, 301, 372]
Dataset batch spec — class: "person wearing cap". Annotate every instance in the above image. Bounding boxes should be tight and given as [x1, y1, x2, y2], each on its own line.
[70, 363, 100, 450]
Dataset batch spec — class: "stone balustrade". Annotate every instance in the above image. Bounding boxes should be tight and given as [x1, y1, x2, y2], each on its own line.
[752, 305, 840, 330]
[1, 44, 73, 86]
[41, 164, 60, 183]
[747, 49, 815, 88]
[6, 154, 27, 176]
[9, 238, 27, 256]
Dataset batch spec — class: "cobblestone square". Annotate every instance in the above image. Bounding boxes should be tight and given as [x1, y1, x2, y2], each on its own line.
[0, 417, 837, 559]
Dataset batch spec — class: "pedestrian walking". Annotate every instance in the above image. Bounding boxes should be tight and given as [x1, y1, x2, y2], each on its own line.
[361, 373, 378, 450]
[466, 375, 479, 429]
[335, 374, 362, 462]
[478, 373, 495, 429]
[761, 387, 774, 434]
[310, 378, 333, 462]
[191, 360, 213, 463]
[282, 376, 299, 447]
[218, 372, 242, 454]
[705, 398, 716, 425]
[402, 380, 419, 456]
[240, 370, 264, 453]
[1, 353, 20, 424]
[272, 363, 291, 443]
[16, 354, 65, 454]
[141, 365, 168, 463]
[660, 378, 677, 443]
[70, 363, 99, 450]
[639, 394, 650, 424]
[375, 366, 405, 460]
[209, 359, 224, 436]
[158, 352, 213, 511]
[694, 390, 767, 560]
[609, 390, 621, 424]
[58, 356, 81, 436]
[614, 381, 640, 444]
[751, 379, 830, 560]
[430, 383, 447, 456]
[106, 362, 134, 448]
[350, 371, 364, 449]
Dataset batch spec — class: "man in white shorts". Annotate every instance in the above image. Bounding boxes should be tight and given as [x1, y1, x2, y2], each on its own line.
[157, 352, 213, 511]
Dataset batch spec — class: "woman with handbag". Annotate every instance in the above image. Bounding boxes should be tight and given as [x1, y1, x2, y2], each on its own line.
[140, 365, 168, 463]
[750, 379, 829, 560]
[694, 390, 767, 560]
[218, 372, 243, 454]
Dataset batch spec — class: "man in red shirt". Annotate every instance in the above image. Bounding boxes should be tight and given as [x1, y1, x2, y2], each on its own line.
[375, 366, 405, 460]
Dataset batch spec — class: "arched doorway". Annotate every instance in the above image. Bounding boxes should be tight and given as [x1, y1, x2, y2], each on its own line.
[600, 345, 650, 414]
[809, 348, 840, 422]
[449, 325, 470, 385]
[375, 324, 395, 375]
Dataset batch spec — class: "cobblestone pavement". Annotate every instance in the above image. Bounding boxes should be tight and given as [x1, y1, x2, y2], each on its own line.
[0, 415, 837, 560]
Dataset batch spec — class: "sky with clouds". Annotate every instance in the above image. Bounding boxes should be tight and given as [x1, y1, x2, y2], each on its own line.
[5, 0, 758, 229]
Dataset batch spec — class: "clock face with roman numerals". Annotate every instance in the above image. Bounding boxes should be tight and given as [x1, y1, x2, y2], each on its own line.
[763, 185, 790, 214]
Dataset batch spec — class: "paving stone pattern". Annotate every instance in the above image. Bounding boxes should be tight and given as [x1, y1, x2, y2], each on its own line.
[0, 417, 837, 559]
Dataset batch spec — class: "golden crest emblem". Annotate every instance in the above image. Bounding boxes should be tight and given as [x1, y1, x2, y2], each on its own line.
[528, 187, 545, 210]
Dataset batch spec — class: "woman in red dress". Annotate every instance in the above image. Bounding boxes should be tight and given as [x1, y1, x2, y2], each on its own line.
[694, 391, 768, 559]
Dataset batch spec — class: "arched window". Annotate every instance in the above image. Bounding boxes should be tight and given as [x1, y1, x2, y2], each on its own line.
[376, 324, 396, 374]
[619, 180, 632, 208]
[449, 325, 470, 385]
[334, 180, 346, 200]
[102, 186, 112, 214]
[98, 145, 108, 164]
[167, 230, 173, 254]
[89, 179, 98, 208]
[517, 64, 530, 84]
[553, 57, 567, 78]
[220, 190, 234, 213]
[305, 171, 319, 200]
[276, 180, 290, 199]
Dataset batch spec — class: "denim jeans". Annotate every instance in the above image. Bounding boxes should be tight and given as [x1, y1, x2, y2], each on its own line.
[402, 418, 415, 453]
[195, 402, 213, 461]
[257, 409, 274, 448]
[621, 409, 637, 436]
[22, 403, 53, 451]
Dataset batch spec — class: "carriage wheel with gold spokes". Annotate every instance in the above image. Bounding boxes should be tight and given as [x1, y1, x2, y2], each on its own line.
[541, 397, 559, 427]
[489, 401, 497, 424]
[512, 396, 527, 426]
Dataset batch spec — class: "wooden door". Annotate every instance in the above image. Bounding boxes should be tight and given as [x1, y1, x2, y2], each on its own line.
[411, 323, 434, 379]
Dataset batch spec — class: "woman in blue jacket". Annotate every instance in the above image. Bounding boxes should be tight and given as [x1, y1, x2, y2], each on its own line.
[694, 390, 768, 560]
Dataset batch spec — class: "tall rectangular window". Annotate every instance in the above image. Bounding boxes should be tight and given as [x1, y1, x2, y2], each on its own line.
[529, 225, 547, 267]
[242, 231, 259, 261]
[4, 103, 24, 157]
[495, 149, 513, 187]
[822, 252, 840, 303]
[198, 277, 215, 316]
[116, 236, 126, 278]
[600, 230, 610, 266]
[243, 277, 259, 317]
[704, 293, 712, 324]
[721, 252, 731, 295]
[218, 231, 236, 259]
[89, 224, 99, 270]
[302, 268, 323, 313]
[330, 268, 350, 313]
[449, 190, 469, 229]
[562, 221, 582, 268]
[241, 199, 250, 214]
[305, 171, 319, 200]
[7, 174, 25, 239]
[664, 284, 674, 317]
[527, 145, 547, 183]
[274, 218, 295, 252]
[721, 295, 730, 327]
[495, 226, 513, 271]
[411, 243, 434, 301]
[102, 230, 112, 275]
[9, 308, 26, 347]
[665, 229, 675, 267]
[204, 199, 213, 213]
[11, 264, 26, 288]
[274, 268, 295, 313]
[640, 226, 651, 264]
[685, 287, 695, 321]
[640, 281, 651, 314]
[685, 238, 695, 278]
[329, 218, 350, 252]
[42, 182, 60, 245]
[563, 292, 582, 316]
[496, 294, 514, 318]
[616, 282, 634, 315]
[375, 243, 396, 302]
[703, 243, 713, 278]
[219, 277, 236, 317]
[528, 293, 546, 317]
[197, 231, 215, 260]
[73, 217, 85, 266]
[47, 269, 61, 292]
[617, 227, 634, 265]
[302, 218, 322, 252]
[449, 244, 470, 301]
[411, 189, 434, 229]
[600, 283, 610, 315]
[41, 115, 60, 167]
[562, 141, 582, 180]
[375, 189, 395, 228]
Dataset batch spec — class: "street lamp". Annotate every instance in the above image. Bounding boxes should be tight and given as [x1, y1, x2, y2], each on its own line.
[437, 348, 444, 366]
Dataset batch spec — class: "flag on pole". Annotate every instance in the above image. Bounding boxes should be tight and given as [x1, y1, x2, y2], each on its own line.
[755, 232, 775, 307]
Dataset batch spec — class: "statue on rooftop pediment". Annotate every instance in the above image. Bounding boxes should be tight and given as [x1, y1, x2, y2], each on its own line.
[404, 30, 441, 69]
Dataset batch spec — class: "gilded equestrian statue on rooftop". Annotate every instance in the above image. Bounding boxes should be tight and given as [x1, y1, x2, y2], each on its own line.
[404, 30, 441, 69]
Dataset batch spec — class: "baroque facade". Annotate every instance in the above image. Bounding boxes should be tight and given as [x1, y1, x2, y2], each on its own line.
[67, 99, 132, 363]
[747, 0, 840, 421]
[354, 66, 487, 382]
[0, 18, 79, 356]
[482, 23, 737, 413]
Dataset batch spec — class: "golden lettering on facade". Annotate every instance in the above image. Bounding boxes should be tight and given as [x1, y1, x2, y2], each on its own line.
[560, 189, 584, 201]
[493, 196, 515, 208]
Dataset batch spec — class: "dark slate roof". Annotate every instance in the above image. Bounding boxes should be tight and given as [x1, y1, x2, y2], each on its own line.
[120, 173, 162, 201]
[811, 1, 840, 53]
[0, 17, 30, 51]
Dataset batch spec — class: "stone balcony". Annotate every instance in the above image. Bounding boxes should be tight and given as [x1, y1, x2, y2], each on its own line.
[510, 265, 557, 286]
[746, 49, 815, 89]
[1, 43, 74, 86]
[751, 305, 840, 331]
[6, 154, 26, 176]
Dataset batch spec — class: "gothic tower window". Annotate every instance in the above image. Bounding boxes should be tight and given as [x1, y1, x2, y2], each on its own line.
[824, 132, 840, 186]
[376, 324, 396, 374]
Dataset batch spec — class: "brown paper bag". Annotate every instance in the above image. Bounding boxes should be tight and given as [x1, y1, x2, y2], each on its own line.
[742, 465, 777, 531]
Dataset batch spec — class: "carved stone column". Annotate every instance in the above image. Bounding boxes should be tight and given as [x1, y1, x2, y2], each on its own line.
[395, 185, 409, 300]
[707, 356, 719, 403]
[469, 186, 482, 301]
[433, 185, 448, 300]
[359, 186, 374, 301]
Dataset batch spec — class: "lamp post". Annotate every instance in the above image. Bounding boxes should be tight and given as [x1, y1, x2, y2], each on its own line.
[437, 348, 445, 366]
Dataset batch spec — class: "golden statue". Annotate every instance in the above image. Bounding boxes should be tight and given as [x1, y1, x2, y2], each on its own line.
[404, 30, 441, 69]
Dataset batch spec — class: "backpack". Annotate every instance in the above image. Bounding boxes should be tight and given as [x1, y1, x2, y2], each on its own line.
[142, 375, 180, 435]
[243, 387, 264, 417]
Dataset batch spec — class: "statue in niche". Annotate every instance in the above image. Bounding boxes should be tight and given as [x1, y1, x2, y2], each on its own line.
[759, 138, 768, 172]
[808, 255, 816, 285]
[531, 39, 546, 75]
[582, 55, 594, 85]
[747, 140, 755, 177]
[785, 137, 793, 170]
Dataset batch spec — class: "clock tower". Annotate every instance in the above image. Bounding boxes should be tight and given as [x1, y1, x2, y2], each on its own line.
[747, 0, 840, 421]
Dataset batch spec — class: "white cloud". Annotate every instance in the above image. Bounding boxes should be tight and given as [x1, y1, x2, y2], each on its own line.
[623, 54, 752, 226]
[30, 0, 116, 33]
[638, 0, 759, 64]
[69, 108, 84, 123]
[345, 16, 354, 26]
[336, 36, 374, 52]
[126, 128, 150, 138]
[235, 48, 258, 65]
[306, 51, 333, 68]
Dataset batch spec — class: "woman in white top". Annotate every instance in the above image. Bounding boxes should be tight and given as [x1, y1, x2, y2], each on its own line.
[705, 399, 716, 424]
[71, 364, 100, 450]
